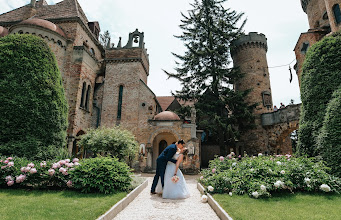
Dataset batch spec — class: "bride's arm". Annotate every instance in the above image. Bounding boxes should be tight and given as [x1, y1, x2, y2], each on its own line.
[174, 154, 184, 175]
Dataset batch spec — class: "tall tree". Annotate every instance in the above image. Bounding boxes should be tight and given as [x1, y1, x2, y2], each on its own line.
[166, 0, 255, 155]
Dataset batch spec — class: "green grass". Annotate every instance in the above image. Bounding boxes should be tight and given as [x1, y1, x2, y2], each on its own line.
[0, 188, 127, 220]
[213, 192, 341, 220]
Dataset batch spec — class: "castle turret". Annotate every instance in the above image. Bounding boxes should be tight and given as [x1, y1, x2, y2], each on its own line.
[231, 32, 273, 115]
[301, 0, 330, 30]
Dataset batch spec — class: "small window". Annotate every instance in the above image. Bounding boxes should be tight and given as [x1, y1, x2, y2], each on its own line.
[18, 30, 23, 34]
[333, 4, 341, 24]
[85, 85, 91, 110]
[80, 82, 86, 108]
[117, 85, 124, 119]
[57, 40, 62, 46]
[301, 42, 309, 54]
[89, 48, 95, 55]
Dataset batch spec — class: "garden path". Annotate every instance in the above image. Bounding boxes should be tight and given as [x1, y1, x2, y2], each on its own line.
[113, 174, 219, 220]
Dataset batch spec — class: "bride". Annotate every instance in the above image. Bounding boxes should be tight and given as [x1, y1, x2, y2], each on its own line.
[155, 148, 190, 199]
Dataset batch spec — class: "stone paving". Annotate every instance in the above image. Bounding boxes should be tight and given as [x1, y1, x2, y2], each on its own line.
[114, 174, 220, 220]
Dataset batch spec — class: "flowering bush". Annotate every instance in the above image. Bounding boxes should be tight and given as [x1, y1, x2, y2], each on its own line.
[199, 153, 341, 198]
[1, 156, 132, 194]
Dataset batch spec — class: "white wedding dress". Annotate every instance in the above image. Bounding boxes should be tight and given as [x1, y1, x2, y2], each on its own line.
[155, 153, 190, 199]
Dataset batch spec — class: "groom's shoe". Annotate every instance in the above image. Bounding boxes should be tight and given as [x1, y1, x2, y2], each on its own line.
[150, 191, 157, 195]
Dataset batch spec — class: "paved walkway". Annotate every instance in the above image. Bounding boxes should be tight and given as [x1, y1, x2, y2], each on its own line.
[114, 174, 219, 220]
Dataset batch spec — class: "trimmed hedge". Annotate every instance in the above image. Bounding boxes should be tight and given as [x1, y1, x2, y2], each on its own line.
[317, 88, 341, 177]
[0, 34, 68, 159]
[297, 32, 341, 156]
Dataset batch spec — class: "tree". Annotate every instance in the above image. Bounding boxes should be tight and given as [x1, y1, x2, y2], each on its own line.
[99, 30, 111, 48]
[0, 34, 68, 159]
[165, 0, 254, 154]
[297, 32, 341, 156]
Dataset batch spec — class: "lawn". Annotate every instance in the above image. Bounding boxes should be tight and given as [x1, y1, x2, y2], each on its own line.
[0, 188, 127, 220]
[213, 192, 341, 220]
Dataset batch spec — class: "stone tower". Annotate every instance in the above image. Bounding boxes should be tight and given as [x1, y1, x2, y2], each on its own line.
[231, 32, 273, 115]
[231, 32, 273, 155]
[295, 0, 341, 86]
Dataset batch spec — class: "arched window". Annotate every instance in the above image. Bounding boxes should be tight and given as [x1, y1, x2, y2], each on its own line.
[333, 4, 341, 24]
[85, 85, 91, 110]
[80, 82, 86, 108]
[117, 85, 124, 119]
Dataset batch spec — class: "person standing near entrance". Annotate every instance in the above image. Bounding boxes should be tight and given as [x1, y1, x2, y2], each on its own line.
[150, 139, 185, 194]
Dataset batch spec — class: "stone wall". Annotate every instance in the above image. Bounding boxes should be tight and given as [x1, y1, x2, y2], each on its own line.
[303, 0, 328, 29]
[324, 0, 341, 32]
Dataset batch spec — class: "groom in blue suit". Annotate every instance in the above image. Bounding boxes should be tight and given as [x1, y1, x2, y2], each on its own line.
[150, 139, 185, 194]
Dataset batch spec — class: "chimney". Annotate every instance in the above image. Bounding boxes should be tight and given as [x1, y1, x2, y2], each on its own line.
[30, 0, 36, 7]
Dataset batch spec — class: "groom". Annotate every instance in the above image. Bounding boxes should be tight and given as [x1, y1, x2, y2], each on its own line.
[150, 139, 185, 194]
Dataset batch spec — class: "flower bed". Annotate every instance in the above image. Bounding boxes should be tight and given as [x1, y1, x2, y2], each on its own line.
[199, 153, 341, 198]
[0, 156, 132, 193]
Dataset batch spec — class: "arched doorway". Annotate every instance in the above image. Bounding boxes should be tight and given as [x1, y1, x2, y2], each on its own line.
[152, 132, 177, 169]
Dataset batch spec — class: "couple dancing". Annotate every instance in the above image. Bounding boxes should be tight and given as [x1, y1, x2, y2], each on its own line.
[150, 139, 190, 199]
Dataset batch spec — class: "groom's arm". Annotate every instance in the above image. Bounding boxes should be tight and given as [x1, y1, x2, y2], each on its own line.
[165, 147, 177, 164]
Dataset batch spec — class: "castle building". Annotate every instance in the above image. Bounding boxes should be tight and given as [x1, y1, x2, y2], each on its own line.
[0, 0, 200, 173]
[294, 0, 341, 86]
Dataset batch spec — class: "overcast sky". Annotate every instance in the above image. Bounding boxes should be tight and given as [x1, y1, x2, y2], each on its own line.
[1, 0, 309, 107]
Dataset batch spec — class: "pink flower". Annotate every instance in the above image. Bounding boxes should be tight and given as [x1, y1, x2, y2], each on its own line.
[4, 160, 9, 164]
[7, 162, 14, 167]
[74, 162, 80, 166]
[7, 180, 14, 186]
[200, 176, 204, 180]
[20, 167, 26, 172]
[59, 167, 66, 173]
[1, 166, 6, 169]
[65, 159, 71, 163]
[27, 163, 34, 168]
[5, 176, 13, 182]
[40, 161, 47, 167]
[227, 155, 232, 159]
[230, 152, 235, 157]
[238, 155, 241, 158]
[219, 156, 224, 162]
[24, 167, 31, 172]
[48, 169, 55, 176]
[59, 160, 66, 165]
[15, 174, 26, 183]
[72, 158, 79, 163]
[30, 168, 37, 174]
[7, 157, 13, 160]
[0, 160, 2, 163]
[67, 180, 73, 188]
[212, 168, 216, 173]
[66, 162, 74, 168]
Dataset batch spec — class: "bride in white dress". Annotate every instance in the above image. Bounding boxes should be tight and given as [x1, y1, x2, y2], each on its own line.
[155, 148, 190, 199]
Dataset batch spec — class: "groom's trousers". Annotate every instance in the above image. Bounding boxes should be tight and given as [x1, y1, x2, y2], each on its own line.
[151, 160, 167, 192]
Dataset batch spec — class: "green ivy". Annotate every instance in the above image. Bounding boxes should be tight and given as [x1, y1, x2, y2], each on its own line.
[0, 34, 68, 159]
[297, 32, 341, 156]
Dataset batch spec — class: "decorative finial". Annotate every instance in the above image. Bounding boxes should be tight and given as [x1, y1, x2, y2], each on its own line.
[117, 37, 122, 48]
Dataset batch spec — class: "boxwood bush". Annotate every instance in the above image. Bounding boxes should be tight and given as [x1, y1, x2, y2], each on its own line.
[317, 88, 341, 177]
[70, 156, 132, 194]
[199, 154, 341, 198]
[297, 32, 341, 156]
[0, 34, 68, 159]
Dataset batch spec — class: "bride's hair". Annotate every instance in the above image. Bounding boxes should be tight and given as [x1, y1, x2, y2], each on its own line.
[181, 148, 188, 156]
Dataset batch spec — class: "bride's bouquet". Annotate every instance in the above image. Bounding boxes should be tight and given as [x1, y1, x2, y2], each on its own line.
[171, 175, 179, 183]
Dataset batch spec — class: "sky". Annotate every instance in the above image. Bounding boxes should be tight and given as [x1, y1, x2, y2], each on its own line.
[0, 0, 309, 107]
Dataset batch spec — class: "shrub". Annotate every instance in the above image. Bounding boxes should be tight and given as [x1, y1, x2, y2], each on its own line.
[297, 32, 341, 156]
[199, 154, 341, 198]
[78, 127, 138, 163]
[317, 88, 341, 177]
[70, 156, 132, 194]
[0, 34, 68, 159]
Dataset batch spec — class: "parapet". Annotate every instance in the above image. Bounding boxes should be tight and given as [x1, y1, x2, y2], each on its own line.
[230, 32, 268, 55]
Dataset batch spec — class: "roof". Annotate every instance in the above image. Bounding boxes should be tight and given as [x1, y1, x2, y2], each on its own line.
[0, 0, 88, 26]
[153, 111, 180, 121]
[18, 18, 66, 38]
[156, 96, 176, 111]
[0, 26, 9, 37]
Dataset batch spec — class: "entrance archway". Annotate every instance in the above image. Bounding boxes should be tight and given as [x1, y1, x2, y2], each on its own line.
[152, 132, 177, 169]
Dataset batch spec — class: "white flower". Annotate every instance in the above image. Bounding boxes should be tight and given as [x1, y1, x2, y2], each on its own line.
[252, 191, 259, 198]
[276, 161, 282, 165]
[201, 195, 208, 203]
[65, 159, 71, 163]
[274, 180, 284, 188]
[229, 192, 233, 196]
[260, 185, 266, 191]
[230, 152, 235, 156]
[27, 163, 34, 168]
[304, 177, 311, 184]
[207, 186, 214, 192]
[280, 170, 285, 174]
[250, 168, 254, 172]
[29, 168, 37, 174]
[258, 153, 263, 157]
[232, 162, 237, 167]
[320, 184, 331, 192]
[268, 169, 272, 172]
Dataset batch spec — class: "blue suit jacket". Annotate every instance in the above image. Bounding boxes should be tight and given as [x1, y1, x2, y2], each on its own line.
[157, 144, 177, 164]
